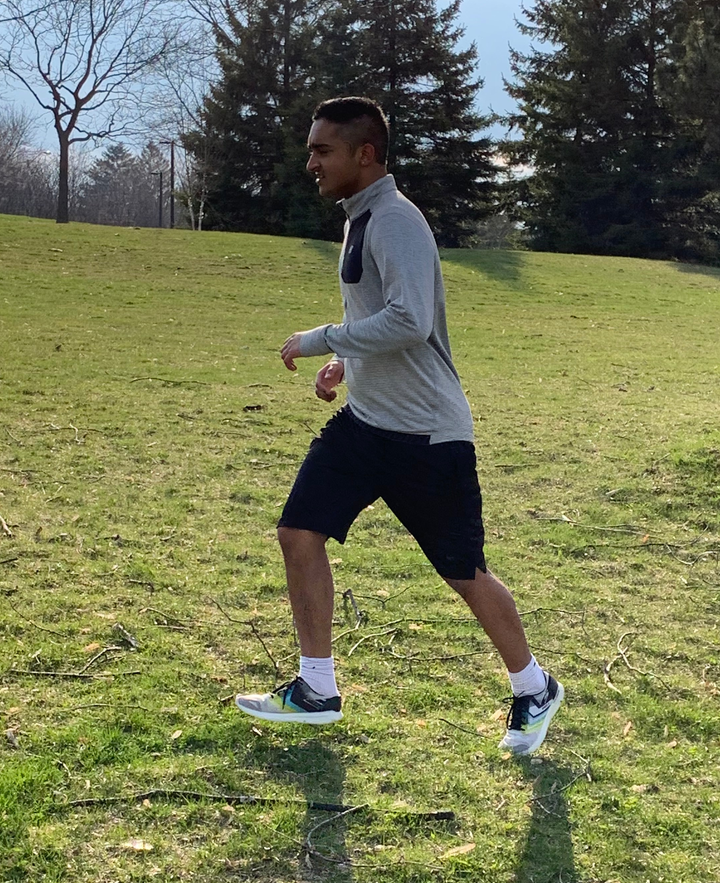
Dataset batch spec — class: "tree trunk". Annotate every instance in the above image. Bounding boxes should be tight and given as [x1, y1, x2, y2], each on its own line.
[56, 131, 70, 224]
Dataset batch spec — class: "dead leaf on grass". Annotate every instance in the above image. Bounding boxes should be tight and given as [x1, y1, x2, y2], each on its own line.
[623, 721, 633, 737]
[441, 843, 476, 859]
[170, 729, 183, 741]
[83, 642, 102, 653]
[120, 838, 154, 852]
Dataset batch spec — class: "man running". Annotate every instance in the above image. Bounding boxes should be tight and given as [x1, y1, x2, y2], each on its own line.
[235, 97, 563, 754]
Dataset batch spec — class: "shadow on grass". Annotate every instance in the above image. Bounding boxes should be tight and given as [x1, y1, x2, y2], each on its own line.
[673, 261, 720, 280]
[302, 238, 342, 266]
[514, 758, 577, 883]
[440, 247, 526, 289]
[242, 736, 354, 882]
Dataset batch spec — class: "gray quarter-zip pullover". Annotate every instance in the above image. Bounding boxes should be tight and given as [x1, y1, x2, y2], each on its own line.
[300, 174, 474, 444]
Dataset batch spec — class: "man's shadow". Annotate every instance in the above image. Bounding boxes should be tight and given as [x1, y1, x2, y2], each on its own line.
[513, 758, 578, 883]
[244, 736, 355, 882]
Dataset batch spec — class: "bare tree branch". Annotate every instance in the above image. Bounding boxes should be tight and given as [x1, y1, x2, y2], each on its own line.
[0, 0, 191, 221]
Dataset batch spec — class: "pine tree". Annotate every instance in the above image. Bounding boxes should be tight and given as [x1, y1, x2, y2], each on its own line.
[78, 142, 170, 227]
[185, 0, 496, 245]
[504, 0, 716, 260]
[78, 144, 141, 226]
[663, 2, 720, 261]
[317, 0, 496, 246]
[183, 0, 332, 235]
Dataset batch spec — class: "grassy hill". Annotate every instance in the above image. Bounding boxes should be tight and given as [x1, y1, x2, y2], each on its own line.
[1, 214, 719, 882]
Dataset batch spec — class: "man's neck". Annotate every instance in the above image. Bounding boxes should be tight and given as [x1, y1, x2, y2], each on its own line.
[349, 167, 387, 198]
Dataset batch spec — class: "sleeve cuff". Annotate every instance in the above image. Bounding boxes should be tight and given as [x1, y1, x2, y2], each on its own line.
[299, 324, 334, 357]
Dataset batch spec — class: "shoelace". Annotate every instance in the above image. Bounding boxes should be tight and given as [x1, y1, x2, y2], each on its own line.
[504, 694, 531, 730]
[272, 678, 300, 708]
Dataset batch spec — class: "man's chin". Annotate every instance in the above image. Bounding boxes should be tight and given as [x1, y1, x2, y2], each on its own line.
[317, 182, 336, 199]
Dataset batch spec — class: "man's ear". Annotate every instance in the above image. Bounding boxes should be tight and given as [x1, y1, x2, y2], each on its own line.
[358, 142, 377, 167]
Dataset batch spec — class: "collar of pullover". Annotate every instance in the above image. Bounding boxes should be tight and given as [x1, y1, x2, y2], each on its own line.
[340, 174, 397, 220]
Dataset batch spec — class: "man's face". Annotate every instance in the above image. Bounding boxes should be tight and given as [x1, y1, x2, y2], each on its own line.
[306, 119, 364, 200]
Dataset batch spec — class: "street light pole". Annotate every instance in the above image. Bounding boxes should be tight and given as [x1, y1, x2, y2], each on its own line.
[160, 139, 176, 228]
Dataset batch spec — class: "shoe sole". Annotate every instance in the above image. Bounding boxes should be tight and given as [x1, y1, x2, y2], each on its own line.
[500, 682, 565, 756]
[235, 698, 343, 725]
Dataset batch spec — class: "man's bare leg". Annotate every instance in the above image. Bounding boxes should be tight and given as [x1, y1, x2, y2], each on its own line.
[277, 526, 334, 658]
[445, 566, 563, 753]
[444, 567, 531, 673]
[234, 526, 342, 723]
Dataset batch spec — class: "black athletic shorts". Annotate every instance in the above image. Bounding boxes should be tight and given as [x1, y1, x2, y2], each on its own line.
[278, 406, 486, 580]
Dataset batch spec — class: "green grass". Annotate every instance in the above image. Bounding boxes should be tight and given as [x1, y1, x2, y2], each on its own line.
[1, 213, 719, 882]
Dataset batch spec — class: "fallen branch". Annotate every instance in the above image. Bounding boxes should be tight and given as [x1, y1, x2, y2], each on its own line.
[129, 376, 208, 386]
[304, 804, 367, 866]
[63, 789, 455, 821]
[494, 463, 534, 470]
[140, 606, 205, 628]
[529, 763, 592, 807]
[616, 633, 672, 691]
[388, 648, 488, 664]
[604, 631, 670, 694]
[0, 516, 13, 537]
[537, 514, 652, 537]
[6, 668, 141, 680]
[212, 600, 280, 679]
[69, 703, 150, 712]
[7, 601, 70, 637]
[348, 628, 400, 657]
[0, 557, 18, 566]
[603, 655, 623, 695]
[113, 623, 140, 649]
[342, 589, 363, 627]
[77, 646, 126, 675]
[438, 718, 480, 737]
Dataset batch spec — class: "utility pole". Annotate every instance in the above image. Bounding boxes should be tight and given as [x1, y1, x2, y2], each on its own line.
[160, 139, 176, 228]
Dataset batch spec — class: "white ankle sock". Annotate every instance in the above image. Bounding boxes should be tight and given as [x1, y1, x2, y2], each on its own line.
[508, 655, 546, 697]
[299, 656, 339, 698]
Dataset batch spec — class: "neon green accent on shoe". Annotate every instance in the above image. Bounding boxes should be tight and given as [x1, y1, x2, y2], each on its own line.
[498, 674, 564, 755]
[235, 677, 343, 725]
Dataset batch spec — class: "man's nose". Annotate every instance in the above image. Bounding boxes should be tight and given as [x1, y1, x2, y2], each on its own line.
[306, 154, 319, 173]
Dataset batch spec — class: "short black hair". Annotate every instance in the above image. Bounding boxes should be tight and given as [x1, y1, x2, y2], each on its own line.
[313, 97, 390, 166]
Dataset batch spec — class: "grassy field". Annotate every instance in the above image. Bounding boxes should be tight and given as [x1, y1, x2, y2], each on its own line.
[1, 213, 719, 883]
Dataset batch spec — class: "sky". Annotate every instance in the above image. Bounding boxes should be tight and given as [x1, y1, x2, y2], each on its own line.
[3, 0, 534, 150]
[456, 0, 532, 124]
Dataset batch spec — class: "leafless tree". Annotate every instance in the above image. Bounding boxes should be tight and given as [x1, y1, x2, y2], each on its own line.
[154, 42, 216, 228]
[0, 103, 32, 167]
[0, 0, 185, 223]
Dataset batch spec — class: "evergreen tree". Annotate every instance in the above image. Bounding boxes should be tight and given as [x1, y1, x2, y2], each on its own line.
[504, 0, 718, 261]
[78, 142, 170, 227]
[663, 2, 720, 261]
[317, 0, 496, 247]
[185, 0, 496, 245]
[78, 144, 141, 226]
[183, 0, 334, 235]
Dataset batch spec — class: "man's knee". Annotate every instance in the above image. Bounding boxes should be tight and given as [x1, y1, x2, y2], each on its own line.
[277, 526, 327, 561]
